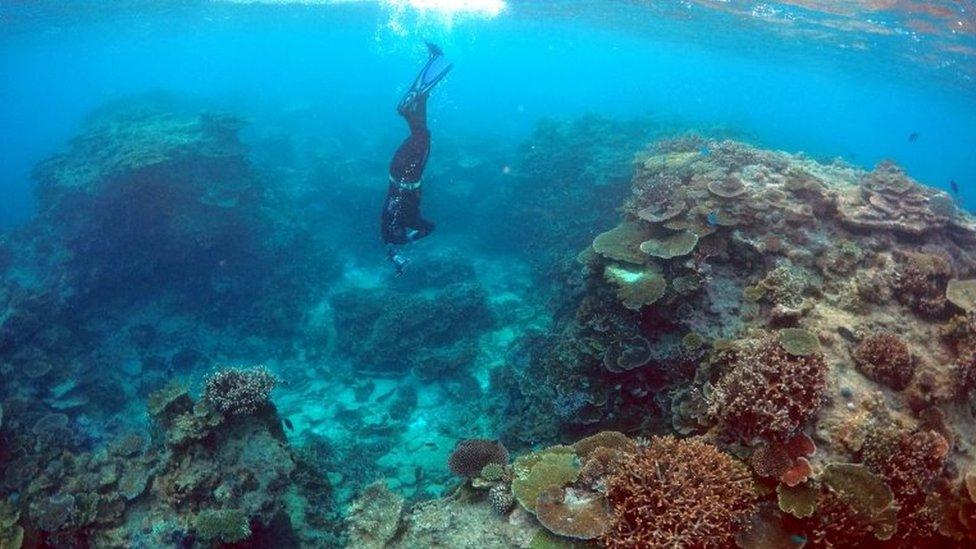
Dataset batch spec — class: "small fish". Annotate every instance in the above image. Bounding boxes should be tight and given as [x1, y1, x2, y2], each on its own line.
[908, 132, 919, 142]
[282, 417, 294, 431]
[950, 180, 959, 195]
[706, 211, 719, 227]
[699, 145, 711, 157]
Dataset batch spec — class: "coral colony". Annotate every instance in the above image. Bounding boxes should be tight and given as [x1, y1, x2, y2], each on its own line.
[2, 102, 976, 548]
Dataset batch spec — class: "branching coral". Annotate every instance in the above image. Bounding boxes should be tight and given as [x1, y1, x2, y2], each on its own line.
[602, 436, 756, 548]
[895, 251, 953, 318]
[853, 333, 915, 390]
[708, 336, 828, 442]
[203, 366, 277, 416]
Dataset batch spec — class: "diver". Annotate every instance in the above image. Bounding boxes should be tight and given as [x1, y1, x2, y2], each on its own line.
[381, 43, 452, 276]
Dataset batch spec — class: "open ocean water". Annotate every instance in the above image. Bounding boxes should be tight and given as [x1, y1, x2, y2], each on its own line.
[1, 1, 976, 548]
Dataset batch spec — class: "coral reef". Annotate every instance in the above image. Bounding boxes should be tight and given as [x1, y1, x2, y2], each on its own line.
[5, 102, 976, 548]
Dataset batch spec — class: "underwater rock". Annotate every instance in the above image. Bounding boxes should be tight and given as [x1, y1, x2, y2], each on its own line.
[946, 279, 976, 314]
[346, 482, 404, 549]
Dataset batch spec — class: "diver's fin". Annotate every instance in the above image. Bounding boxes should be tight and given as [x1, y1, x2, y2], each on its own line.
[426, 42, 444, 57]
[398, 43, 453, 114]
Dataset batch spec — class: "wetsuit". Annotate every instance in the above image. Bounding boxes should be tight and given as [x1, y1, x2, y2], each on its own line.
[381, 93, 435, 245]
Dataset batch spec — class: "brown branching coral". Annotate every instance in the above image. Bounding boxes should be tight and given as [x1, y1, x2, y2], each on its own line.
[894, 251, 953, 318]
[602, 436, 756, 548]
[853, 333, 915, 391]
[709, 337, 829, 442]
[863, 428, 949, 505]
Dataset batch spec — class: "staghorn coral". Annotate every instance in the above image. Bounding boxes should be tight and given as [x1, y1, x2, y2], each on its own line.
[853, 332, 915, 390]
[202, 366, 277, 416]
[709, 336, 828, 442]
[448, 439, 509, 478]
[602, 436, 756, 548]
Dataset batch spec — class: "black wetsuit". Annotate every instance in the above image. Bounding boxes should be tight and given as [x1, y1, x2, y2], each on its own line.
[381, 93, 435, 245]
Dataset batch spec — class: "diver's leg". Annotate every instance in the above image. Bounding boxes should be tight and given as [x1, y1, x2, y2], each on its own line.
[390, 94, 431, 185]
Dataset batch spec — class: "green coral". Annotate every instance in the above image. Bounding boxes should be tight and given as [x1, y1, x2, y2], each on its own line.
[778, 328, 821, 357]
[193, 509, 251, 543]
[603, 263, 667, 310]
[777, 483, 817, 518]
[480, 462, 506, 482]
[591, 222, 653, 265]
[512, 448, 580, 514]
[682, 332, 706, 351]
[639, 229, 699, 259]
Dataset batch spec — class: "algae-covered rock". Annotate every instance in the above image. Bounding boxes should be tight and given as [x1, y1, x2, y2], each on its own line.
[778, 328, 821, 357]
[347, 482, 404, 549]
[639, 229, 699, 259]
[512, 448, 580, 514]
[193, 509, 251, 543]
[592, 222, 652, 264]
[947, 279, 976, 313]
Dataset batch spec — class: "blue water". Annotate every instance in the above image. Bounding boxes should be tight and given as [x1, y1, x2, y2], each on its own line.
[2, 1, 975, 228]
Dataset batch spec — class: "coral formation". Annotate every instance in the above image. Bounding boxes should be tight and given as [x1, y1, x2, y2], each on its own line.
[853, 332, 915, 390]
[602, 436, 756, 547]
[448, 439, 509, 478]
[203, 365, 278, 416]
[708, 335, 828, 442]
[4, 102, 976, 548]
